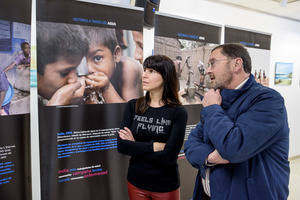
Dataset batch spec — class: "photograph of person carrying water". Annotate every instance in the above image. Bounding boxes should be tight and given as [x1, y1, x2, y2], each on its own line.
[0, 19, 30, 116]
[155, 36, 218, 105]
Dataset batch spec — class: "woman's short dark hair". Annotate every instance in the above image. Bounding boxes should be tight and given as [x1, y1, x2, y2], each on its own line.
[212, 43, 252, 73]
[136, 55, 181, 114]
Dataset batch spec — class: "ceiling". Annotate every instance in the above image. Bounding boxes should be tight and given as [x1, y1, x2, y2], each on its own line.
[208, 0, 300, 22]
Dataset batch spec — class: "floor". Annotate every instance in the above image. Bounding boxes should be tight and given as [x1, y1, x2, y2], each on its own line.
[289, 156, 300, 200]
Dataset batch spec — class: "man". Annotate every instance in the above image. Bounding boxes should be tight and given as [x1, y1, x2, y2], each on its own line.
[37, 22, 89, 106]
[184, 43, 289, 200]
[4, 42, 31, 73]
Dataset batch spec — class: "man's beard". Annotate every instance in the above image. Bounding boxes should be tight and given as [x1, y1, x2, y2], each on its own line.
[209, 70, 233, 90]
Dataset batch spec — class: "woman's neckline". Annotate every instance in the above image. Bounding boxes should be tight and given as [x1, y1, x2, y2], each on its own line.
[148, 103, 167, 109]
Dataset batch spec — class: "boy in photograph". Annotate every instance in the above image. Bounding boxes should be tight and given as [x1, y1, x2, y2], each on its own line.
[4, 42, 31, 73]
[37, 22, 89, 106]
[83, 26, 143, 104]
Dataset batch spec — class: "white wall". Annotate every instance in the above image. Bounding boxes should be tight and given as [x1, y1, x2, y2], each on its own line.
[154, 0, 300, 157]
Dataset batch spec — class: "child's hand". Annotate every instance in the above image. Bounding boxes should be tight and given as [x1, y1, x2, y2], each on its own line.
[16, 64, 30, 69]
[16, 64, 24, 69]
[86, 72, 110, 91]
[73, 77, 86, 98]
[47, 81, 82, 106]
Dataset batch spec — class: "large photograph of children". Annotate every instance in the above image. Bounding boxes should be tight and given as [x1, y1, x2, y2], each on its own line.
[37, 21, 143, 106]
[0, 20, 30, 116]
[154, 36, 218, 105]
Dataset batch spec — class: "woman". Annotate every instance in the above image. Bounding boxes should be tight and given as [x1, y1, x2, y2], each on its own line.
[118, 55, 187, 200]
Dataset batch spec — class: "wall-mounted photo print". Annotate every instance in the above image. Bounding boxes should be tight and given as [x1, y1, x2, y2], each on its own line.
[0, 20, 30, 116]
[155, 36, 218, 105]
[37, 21, 143, 106]
[0, 0, 31, 199]
[36, 1, 144, 200]
[274, 62, 293, 86]
[154, 13, 221, 106]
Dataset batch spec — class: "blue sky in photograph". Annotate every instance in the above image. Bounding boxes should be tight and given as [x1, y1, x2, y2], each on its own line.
[275, 62, 293, 74]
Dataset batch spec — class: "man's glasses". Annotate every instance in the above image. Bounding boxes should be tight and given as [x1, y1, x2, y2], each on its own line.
[207, 58, 232, 68]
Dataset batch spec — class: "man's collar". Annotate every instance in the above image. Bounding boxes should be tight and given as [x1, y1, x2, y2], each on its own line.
[235, 76, 250, 90]
[221, 74, 255, 109]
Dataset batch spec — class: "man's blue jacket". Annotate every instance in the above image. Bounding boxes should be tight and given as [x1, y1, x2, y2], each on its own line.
[184, 75, 290, 200]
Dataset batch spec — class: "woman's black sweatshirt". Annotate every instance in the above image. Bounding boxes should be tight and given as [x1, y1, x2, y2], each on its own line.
[118, 99, 187, 192]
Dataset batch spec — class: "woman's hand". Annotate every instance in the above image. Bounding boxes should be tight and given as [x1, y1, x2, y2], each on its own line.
[119, 127, 135, 141]
[153, 142, 166, 152]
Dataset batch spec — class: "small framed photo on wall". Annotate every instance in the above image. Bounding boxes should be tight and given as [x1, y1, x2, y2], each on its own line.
[274, 62, 293, 86]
